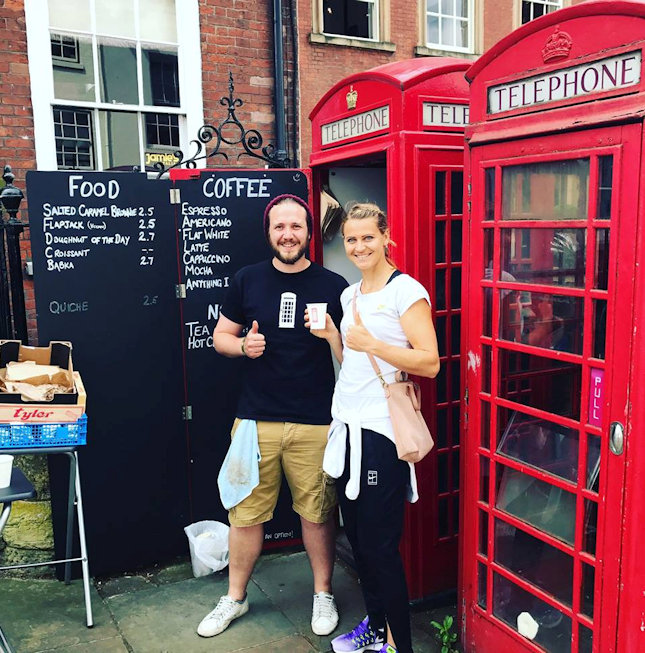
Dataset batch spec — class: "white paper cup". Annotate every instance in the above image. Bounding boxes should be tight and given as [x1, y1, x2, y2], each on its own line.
[0, 454, 13, 489]
[307, 303, 327, 329]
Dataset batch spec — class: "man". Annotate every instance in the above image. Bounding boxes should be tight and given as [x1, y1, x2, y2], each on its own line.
[197, 194, 348, 639]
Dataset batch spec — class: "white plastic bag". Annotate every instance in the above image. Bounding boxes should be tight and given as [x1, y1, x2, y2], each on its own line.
[184, 520, 230, 578]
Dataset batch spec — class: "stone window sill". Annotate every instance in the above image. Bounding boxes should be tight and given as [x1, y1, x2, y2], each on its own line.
[414, 45, 478, 60]
[309, 32, 396, 52]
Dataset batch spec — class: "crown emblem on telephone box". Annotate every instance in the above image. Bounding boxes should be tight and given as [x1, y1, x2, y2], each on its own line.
[346, 86, 358, 110]
[542, 27, 572, 63]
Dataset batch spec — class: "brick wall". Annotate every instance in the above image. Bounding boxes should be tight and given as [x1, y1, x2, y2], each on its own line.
[198, 0, 297, 166]
[0, 0, 36, 343]
[297, 0, 417, 167]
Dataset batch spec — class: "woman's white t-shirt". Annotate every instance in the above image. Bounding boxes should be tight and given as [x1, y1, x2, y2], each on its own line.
[332, 273, 431, 444]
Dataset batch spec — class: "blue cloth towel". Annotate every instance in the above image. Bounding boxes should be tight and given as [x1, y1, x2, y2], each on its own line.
[217, 420, 261, 510]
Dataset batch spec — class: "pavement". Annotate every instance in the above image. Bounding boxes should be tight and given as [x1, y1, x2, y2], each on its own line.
[0, 541, 457, 653]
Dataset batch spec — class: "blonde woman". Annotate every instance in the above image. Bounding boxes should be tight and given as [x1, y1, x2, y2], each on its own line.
[309, 203, 439, 653]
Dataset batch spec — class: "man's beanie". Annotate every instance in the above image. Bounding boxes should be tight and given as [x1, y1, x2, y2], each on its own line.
[263, 194, 313, 241]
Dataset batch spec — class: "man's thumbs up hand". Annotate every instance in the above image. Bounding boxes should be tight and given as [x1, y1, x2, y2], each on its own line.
[243, 320, 265, 358]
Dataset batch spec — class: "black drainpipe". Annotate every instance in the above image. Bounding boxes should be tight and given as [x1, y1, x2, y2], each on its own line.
[272, 0, 289, 166]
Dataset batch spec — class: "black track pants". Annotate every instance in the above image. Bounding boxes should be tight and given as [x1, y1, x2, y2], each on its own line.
[337, 428, 413, 653]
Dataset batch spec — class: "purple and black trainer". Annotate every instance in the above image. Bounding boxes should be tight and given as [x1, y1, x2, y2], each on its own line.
[331, 616, 385, 652]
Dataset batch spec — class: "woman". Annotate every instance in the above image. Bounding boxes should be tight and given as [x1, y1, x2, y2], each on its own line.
[309, 203, 440, 653]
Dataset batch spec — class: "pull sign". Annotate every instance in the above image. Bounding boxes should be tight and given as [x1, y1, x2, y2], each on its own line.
[588, 368, 604, 427]
[610, 422, 624, 456]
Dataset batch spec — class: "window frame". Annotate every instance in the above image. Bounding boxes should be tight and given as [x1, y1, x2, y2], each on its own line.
[310, 0, 395, 52]
[320, 0, 380, 42]
[518, 0, 565, 26]
[25, 0, 204, 172]
[421, 0, 475, 55]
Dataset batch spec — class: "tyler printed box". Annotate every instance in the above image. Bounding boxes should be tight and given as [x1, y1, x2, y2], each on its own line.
[0, 341, 86, 423]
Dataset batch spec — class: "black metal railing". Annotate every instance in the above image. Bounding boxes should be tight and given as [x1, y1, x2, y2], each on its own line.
[0, 165, 28, 343]
[148, 72, 291, 179]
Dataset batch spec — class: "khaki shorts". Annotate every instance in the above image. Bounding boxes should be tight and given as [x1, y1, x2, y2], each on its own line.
[228, 419, 336, 527]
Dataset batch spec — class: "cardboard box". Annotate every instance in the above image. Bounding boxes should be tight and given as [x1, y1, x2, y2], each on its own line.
[0, 341, 86, 423]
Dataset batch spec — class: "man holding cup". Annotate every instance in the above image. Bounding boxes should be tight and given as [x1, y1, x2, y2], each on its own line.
[198, 194, 348, 639]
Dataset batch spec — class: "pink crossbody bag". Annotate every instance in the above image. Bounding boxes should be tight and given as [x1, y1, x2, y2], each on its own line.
[352, 289, 434, 463]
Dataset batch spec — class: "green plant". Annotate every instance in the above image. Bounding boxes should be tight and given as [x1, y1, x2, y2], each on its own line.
[430, 614, 459, 653]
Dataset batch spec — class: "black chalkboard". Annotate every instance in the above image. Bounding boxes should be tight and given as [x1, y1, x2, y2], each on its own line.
[27, 172, 187, 576]
[173, 169, 309, 545]
[26, 169, 312, 575]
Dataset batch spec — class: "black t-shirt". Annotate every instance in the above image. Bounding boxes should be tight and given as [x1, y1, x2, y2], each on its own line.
[221, 259, 348, 424]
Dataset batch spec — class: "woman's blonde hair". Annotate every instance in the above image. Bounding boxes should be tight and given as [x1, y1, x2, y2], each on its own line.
[342, 202, 397, 267]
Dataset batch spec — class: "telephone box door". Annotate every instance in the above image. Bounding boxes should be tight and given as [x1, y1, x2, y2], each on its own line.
[405, 147, 463, 595]
[462, 123, 640, 653]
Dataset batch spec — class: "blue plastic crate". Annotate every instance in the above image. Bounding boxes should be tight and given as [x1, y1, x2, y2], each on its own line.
[0, 414, 87, 449]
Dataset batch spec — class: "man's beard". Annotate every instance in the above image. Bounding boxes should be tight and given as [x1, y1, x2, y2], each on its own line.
[270, 240, 309, 265]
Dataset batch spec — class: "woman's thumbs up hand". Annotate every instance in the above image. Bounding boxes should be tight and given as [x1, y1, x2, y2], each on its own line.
[345, 311, 376, 353]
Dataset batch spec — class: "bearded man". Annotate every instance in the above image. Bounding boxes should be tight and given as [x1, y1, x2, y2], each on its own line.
[197, 194, 348, 639]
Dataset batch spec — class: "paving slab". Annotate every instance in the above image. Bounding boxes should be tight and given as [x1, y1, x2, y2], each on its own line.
[237, 634, 318, 652]
[37, 637, 130, 653]
[0, 577, 118, 653]
[106, 573, 298, 653]
[251, 551, 366, 652]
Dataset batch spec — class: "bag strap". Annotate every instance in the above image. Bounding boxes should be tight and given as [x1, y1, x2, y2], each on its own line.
[352, 287, 390, 389]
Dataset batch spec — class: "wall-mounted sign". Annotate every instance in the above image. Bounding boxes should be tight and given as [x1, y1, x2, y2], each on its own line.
[423, 102, 469, 127]
[145, 151, 180, 168]
[321, 105, 390, 146]
[488, 50, 641, 114]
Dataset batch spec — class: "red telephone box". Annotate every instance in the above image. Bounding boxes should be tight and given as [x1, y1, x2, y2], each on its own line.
[461, 2, 645, 652]
[309, 58, 469, 599]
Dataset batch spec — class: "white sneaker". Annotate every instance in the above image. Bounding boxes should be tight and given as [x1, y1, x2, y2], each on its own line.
[311, 591, 339, 636]
[197, 595, 249, 637]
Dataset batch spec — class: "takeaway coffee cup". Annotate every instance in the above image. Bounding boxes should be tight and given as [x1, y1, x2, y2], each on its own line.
[0, 454, 13, 489]
[307, 303, 327, 330]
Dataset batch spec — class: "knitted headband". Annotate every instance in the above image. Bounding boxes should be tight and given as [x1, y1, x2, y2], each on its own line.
[263, 194, 313, 240]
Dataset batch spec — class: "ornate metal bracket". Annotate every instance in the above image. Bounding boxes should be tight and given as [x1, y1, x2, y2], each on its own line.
[153, 72, 291, 178]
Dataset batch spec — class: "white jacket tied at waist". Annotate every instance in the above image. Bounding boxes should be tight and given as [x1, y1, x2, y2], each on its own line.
[323, 397, 419, 503]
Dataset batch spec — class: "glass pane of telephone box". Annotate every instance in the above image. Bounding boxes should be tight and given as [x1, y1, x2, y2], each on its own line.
[480, 456, 490, 503]
[436, 315, 446, 357]
[494, 518, 573, 605]
[579, 623, 593, 653]
[479, 509, 488, 556]
[481, 401, 491, 449]
[451, 219, 463, 261]
[597, 155, 613, 220]
[502, 159, 589, 221]
[452, 404, 460, 445]
[501, 228, 587, 288]
[451, 313, 461, 353]
[583, 499, 598, 556]
[485, 168, 495, 221]
[498, 349, 581, 420]
[595, 228, 610, 290]
[499, 291, 584, 355]
[478, 562, 487, 608]
[493, 573, 572, 651]
[497, 408, 579, 483]
[436, 268, 446, 310]
[437, 408, 448, 448]
[451, 171, 464, 215]
[496, 463, 576, 544]
[581, 562, 595, 619]
[436, 171, 446, 215]
[436, 220, 446, 262]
